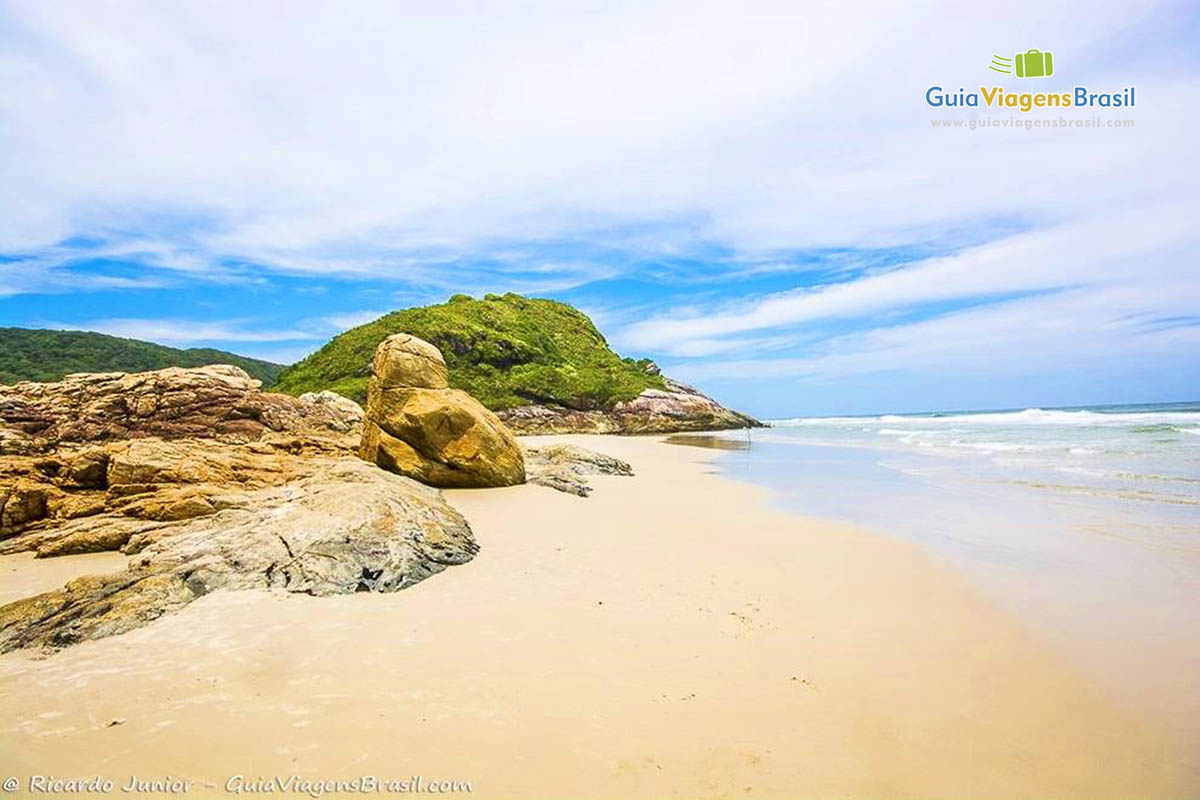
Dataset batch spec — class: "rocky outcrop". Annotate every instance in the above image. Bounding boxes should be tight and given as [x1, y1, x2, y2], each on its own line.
[360, 335, 525, 488]
[0, 364, 360, 450]
[297, 390, 365, 431]
[0, 365, 477, 652]
[0, 459, 476, 653]
[524, 444, 633, 497]
[0, 366, 363, 542]
[1, 437, 340, 555]
[498, 377, 761, 435]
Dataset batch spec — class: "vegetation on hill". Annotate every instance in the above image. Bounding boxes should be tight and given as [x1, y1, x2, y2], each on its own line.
[273, 293, 665, 409]
[0, 328, 285, 385]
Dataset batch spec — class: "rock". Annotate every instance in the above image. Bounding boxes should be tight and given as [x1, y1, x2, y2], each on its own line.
[0, 364, 361, 450]
[64, 448, 109, 489]
[0, 436, 347, 556]
[0, 365, 480, 653]
[47, 493, 106, 521]
[360, 338, 525, 488]
[524, 444, 633, 497]
[0, 366, 367, 545]
[0, 459, 477, 653]
[498, 378, 761, 435]
[0, 424, 40, 456]
[297, 391, 364, 431]
[121, 490, 218, 522]
[1, 480, 49, 537]
[33, 515, 155, 558]
[371, 333, 450, 389]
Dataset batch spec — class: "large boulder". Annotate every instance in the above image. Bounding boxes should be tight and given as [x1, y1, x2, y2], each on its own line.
[371, 333, 449, 389]
[359, 335, 525, 488]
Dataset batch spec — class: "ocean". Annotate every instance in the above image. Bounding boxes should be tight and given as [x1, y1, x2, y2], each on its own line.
[698, 401, 1199, 744]
[763, 401, 1199, 519]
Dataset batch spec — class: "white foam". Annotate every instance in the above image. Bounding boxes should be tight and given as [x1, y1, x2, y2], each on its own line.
[772, 408, 1200, 428]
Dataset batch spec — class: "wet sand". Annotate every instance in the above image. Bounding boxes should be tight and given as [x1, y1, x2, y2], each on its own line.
[0, 435, 1193, 798]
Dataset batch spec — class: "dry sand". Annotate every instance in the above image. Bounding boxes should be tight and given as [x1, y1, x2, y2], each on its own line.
[0, 435, 1194, 798]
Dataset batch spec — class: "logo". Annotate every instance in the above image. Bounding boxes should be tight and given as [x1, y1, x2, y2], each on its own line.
[925, 46, 1135, 113]
[990, 49, 1055, 78]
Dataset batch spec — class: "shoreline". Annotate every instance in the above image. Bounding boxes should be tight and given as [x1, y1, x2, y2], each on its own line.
[1, 434, 1193, 798]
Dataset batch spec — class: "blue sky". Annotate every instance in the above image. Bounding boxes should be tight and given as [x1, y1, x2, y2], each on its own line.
[1, 1, 1198, 417]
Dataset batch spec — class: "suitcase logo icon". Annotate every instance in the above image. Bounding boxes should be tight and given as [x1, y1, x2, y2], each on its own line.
[989, 49, 1054, 78]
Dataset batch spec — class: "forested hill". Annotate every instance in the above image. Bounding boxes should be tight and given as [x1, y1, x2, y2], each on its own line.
[272, 293, 664, 408]
[0, 328, 285, 385]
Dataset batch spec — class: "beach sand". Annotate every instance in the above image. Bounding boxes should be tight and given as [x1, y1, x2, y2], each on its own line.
[0, 435, 1193, 798]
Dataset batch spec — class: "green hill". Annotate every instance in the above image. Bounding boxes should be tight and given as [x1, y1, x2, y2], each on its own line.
[273, 293, 664, 409]
[0, 328, 285, 386]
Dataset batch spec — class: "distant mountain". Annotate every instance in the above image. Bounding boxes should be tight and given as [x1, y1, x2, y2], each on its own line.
[0, 328, 285, 386]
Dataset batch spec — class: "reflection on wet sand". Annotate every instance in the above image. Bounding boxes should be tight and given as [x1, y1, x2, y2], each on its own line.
[663, 433, 751, 451]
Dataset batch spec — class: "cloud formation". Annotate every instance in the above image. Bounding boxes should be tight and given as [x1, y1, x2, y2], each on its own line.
[1, 0, 1196, 412]
[43, 318, 316, 345]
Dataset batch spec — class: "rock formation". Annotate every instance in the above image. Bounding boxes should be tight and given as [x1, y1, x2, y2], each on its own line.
[0, 365, 478, 652]
[359, 334, 525, 488]
[297, 390, 366, 431]
[523, 444, 634, 497]
[0, 365, 361, 542]
[0, 364, 360, 448]
[498, 377, 761, 435]
[0, 459, 476, 652]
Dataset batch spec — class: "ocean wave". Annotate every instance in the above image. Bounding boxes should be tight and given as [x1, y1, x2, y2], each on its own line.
[947, 440, 1062, 453]
[771, 416, 883, 427]
[772, 408, 1200, 428]
[1054, 466, 1200, 485]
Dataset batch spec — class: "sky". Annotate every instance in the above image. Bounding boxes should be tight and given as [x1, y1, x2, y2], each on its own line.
[1, 1, 1197, 418]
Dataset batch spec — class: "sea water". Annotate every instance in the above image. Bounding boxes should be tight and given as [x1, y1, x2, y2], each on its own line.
[705, 402, 1199, 746]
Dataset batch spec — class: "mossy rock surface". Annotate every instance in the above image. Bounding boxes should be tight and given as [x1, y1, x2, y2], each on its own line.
[273, 293, 664, 410]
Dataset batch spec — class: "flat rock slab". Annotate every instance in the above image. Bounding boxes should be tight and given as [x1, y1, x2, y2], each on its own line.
[0, 458, 477, 653]
[524, 443, 633, 497]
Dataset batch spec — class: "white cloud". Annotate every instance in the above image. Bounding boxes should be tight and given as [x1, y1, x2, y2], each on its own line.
[618, 204, 1199, 352]
[46, 318, 317, 345]
[1, 0, 1196, 405]
[1, 0, 1194, 275]
[668, 280, 1200, 385]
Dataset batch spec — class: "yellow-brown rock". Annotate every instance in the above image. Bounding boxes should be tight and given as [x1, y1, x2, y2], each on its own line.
[359, 337, 524, 488]
[0, 365, 479, 653]
[372, 333, 450, 389]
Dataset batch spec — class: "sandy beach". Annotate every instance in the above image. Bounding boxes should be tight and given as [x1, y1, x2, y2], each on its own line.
[1, 435, 1193, 799]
